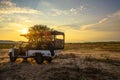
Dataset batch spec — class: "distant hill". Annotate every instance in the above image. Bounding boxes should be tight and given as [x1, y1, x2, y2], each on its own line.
[0, 40, 16, 45]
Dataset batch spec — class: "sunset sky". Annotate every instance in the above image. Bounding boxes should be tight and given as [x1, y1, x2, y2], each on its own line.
[0, 0, 120, 42]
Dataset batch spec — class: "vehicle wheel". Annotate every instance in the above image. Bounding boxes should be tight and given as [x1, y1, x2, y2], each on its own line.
[34, 53, 43, 64]
[9, 52, 16, 62]
[45, 57, 52, 62]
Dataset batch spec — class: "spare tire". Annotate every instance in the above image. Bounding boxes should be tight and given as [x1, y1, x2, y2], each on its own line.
[34, 53, 43, 64]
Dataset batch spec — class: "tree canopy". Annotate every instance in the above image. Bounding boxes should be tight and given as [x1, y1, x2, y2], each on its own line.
[22, 25, 53, 45]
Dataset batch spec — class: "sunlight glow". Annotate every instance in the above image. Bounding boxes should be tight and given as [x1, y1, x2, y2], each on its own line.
[21, 28, 28, 34]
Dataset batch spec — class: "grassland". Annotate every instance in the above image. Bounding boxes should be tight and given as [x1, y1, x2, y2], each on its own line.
[0, 42, 120, 80]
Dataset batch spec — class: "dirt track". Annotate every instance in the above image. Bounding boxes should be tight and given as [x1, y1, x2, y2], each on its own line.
[0, 49, 120, 80]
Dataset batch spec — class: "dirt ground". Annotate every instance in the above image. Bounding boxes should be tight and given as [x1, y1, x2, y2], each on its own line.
[0, 49, 120, 80]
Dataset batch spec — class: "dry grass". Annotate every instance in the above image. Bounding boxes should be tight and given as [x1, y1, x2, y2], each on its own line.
[0, 43, 120, 80]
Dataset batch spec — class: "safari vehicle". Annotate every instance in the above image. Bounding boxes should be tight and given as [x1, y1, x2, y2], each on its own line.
[9, 31, 65, 64]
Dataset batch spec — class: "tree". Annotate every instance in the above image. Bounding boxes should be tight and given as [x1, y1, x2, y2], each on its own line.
[22, 25, 54, 48]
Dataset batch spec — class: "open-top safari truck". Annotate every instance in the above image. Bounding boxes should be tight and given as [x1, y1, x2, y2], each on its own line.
[9, 30, 65, 64]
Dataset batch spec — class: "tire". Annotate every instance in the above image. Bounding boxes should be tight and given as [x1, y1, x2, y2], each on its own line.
[45, 57, 52, 62]
[34, 53, 43, 64]
[9, 52, 16, 62]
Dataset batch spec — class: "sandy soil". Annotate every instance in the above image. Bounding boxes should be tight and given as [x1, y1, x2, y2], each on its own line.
[0, 49, 120, 80]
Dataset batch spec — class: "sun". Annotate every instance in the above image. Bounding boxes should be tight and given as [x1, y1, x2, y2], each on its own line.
[21, 28, 28, 34]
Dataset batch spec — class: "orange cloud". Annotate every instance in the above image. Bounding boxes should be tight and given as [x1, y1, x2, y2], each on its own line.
[80, 11, 120, 31]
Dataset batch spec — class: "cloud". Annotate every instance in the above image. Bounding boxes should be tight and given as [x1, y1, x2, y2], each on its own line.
[80, 11, 120, 31]
[53, 11, 120, 42]
[0, 0, 16, 7]
[51, 5, 85, 16]
[98, 18, 108, 24]
[41, 1, 52, 7]
[0, 0, 43, 29]
[0, 0, 43, 14]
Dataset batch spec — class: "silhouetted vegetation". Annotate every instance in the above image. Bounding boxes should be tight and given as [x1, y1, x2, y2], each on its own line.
[20, 24, 55, 50]
[22, 24, 53, 43]
[0, 44, 13, 49]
